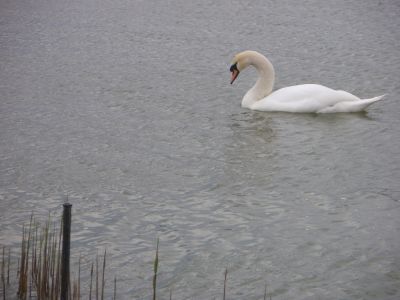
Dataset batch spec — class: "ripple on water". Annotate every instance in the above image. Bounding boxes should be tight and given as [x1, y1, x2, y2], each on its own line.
[1, 0, 400, 298]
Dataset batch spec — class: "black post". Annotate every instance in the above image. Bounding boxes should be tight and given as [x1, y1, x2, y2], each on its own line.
[61, 203, 72, 300]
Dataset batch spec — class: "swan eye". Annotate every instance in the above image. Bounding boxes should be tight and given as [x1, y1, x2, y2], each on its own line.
[230, 63, 238, 73]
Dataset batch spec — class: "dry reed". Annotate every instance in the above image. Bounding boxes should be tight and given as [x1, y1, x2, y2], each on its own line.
[89, 262, 93, 300]
[95, 253, 99, 300]
[113, 276, 116, 300]
[2, 207, 276, 300]
[2, 246, 6, 300]
[223, 268, 228, 300]
[101, 249, 106, 300]
[152, 238, 159, 300]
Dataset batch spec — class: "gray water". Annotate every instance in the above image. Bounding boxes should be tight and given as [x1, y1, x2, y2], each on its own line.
[1, 0, 400, 299]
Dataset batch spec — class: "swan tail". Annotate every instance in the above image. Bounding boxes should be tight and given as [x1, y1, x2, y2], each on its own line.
[317, 94, 385, 113]
[361, 94, 386, 105]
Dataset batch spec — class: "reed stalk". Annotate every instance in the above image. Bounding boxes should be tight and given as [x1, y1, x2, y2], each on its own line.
[69, 276, 72, 300]
[29, 272, 32, 299]
[89, 262, 93, 300]
[37, 226, 43, 298]
[50, 222, 57, 299]
[40, 217, 50, 297]
[263, 282, 267, 300]
[13, 212, 68, 300]
[31, 222, 37, 287]
[78, 255, 81, 300]
[55, 218, 63, 298]
[16, 258, 19, 280]
[263, 281, 272, 300]
[223, 268, 228, 300]
[152, 238, 159, 300]
[96, 253, 99, 300]
[17, 225, 26, 299]
[72, 280, 78, 300]
[7, 248, 10, 286]
[26, 214, 33, 296]
[101, 249, 106, 300]
[2, 246, 5, 300]
[113, 276, 116, 300]
[4, 205, 280, 299]
[18, 214, 33, 300]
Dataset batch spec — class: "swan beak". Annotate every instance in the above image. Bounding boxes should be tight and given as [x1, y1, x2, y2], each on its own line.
[230, 69, 239, 84]
[230, 63, 240, 84]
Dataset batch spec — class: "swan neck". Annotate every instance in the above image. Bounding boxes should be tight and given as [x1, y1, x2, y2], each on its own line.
[252, 57, 275, 97]
[241, 54, 275, 108]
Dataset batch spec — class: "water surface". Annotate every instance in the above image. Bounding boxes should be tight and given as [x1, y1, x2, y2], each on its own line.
[1, 0, 400, 299]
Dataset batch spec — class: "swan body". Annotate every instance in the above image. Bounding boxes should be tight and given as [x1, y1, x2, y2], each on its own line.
[230, 50, 384, 113]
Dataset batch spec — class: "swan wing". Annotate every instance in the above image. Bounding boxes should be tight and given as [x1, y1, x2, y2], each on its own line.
[250, 84, 367, 113]
[316, 95, 385, 113]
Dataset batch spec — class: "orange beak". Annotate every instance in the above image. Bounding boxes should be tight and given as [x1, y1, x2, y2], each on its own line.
[230, 69, 239, 84]
[230, 63, 239, 84]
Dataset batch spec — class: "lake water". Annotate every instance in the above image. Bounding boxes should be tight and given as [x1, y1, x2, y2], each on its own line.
[1, 0, 400, 299]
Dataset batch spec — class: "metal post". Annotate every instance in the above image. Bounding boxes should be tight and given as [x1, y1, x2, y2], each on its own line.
[61, 203, 72, 300]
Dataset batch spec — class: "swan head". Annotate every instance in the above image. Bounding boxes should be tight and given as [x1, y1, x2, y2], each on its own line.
[229, 51, 253, 84]
[229, 50, 274, 84]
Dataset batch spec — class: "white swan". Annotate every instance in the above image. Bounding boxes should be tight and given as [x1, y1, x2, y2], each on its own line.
[229, 50, 384, 113]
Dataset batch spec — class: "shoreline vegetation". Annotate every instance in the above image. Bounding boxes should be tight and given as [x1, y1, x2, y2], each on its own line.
[1, 204, 272, 299]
